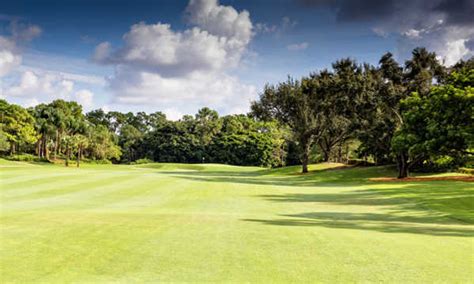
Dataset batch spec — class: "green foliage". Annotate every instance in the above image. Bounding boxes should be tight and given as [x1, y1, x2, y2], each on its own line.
[392, 68, 473, 172]
[5, 153, 50, 163]
[130, 158, 153, 165]
[87, 125, 122, 161]
[0, 100, 38, 154]
[0, 126, 10, 152]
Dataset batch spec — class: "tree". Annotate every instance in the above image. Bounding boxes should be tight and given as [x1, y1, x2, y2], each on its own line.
[86, 109, 110, 129]
[392, 68, 473, 176]
[357, 52, 404, 164]
[87, 125, 121, 161]
[72, 134, 89, 167]
[210, 115, 285, 167]
[31, 103, 57, 159]
[404, 47, 445, 96]
[119, 124, 143, 163]
[0, 100, 37, 155]
[316, 60, 370, 162]
[251, 78, 324, 173]
[392, 48, 446, 178]
[195, 107, 222, 146]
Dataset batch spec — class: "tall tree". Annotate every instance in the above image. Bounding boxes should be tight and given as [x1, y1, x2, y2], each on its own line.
[357, 52, 404, 164]
[392, 68, 473, 174]
[251, 78, 324, 173]
[0, 100, 37, 155]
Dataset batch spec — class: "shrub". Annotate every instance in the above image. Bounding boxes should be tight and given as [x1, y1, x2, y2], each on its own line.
[130, 158, 153, 165]
[458, 168, 474, 175]
[4, 153, 50, 163]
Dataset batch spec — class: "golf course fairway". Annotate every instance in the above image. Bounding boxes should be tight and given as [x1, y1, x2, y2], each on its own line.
[1, 159, 473, 282]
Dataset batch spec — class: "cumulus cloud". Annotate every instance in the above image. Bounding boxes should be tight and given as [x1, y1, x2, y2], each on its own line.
[163, 107, 184, 121]
[108, 67, 257, 115]
[2, 70, 74, 99]
[1, 69, 95, 108]
[0, 21, 41, 77]
[300, 0, 474, 66]
[75, 89, 94, 109]
[94, 0, 257, 114]
[185, 0, 252, 45]
[0, 36, 21, 77]
[287, 42, 309, 51]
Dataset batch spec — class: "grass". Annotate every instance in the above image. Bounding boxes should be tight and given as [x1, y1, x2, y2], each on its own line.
[1, 159, 473, 283]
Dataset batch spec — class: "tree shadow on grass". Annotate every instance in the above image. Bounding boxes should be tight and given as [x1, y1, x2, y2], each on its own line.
[159, 166, 474, 236]
[243, 211, 474, 237]
[162, 165, 417, 188]
[244, 183, 474, 237]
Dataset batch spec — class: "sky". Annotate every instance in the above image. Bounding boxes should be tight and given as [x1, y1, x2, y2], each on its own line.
[0, 0, 473, 119]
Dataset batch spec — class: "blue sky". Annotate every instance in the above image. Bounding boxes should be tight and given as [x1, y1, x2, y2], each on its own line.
[1, 0, 472, 119]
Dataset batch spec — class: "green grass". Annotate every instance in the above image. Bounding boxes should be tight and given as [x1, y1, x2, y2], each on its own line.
[1, 159, 473, 283]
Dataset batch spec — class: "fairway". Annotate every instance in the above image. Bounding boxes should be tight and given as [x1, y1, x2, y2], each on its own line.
[1, 160, 473, 283]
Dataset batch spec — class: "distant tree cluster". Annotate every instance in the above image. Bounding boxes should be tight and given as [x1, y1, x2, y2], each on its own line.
[0, 102, 287, 168]
[1, 47, 472, 177]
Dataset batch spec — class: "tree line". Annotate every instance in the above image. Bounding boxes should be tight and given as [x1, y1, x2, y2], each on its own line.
[0, 101, 286, 168]
[0, 47, 472, 177]
[251, 48, 473, 177]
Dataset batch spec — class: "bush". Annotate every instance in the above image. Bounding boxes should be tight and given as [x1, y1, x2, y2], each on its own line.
[130, 158, 153, 165]
[82, 159, 112, 164]
[458, 168, 474, 175]
[4, 153, 50, 163]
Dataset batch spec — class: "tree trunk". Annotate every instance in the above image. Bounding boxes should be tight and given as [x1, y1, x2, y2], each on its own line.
[318, 140, 331, 162]
[76, 146, 81, 167]
[321, 146, 330, 162]
[10, 142, 15, 155]
[300, 138, 311, 174]
[337, 144, 343, 163]
[65, 142, 69, 167]
[54, 130, 59, 160]
[397, 152, 408, 179]
[43, 136, 49, 160]
[36, 139, 41, 158]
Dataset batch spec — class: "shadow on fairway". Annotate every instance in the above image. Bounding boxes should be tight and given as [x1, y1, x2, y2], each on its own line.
[243, 211, 474, 237]
[163, 166, 397, 187]
[243, 184, 474, 237]
[159, 166, 473, 236]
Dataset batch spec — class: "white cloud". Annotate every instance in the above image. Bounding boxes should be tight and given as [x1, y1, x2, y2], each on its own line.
[109, 68, 257, 114]
[438, 38, 471, 66]
[0, 36, 21, 77]
[406, 25, 474, 66]
[364, 1, 474, 66]
[93, 41, 111, 62]
[255, 16, 297, 35]
[163, 108, 184, 121]
[75, 89, 94, 109]
[0, 48, 21, 77]
[17, 65, 106, 86]
[2, 70, 74, 100]
[403, 29, 423, 39]
[287, 42, 309, 51]
[372, 27, 388, 37]
[1, 69, 98, 108]
[0, 22, 41, 77]
[185, 0, 252, 45]
[94, 0, 257, 115]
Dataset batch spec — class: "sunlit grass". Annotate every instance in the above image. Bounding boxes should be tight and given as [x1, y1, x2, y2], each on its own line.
[1, 159, 472, 282]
